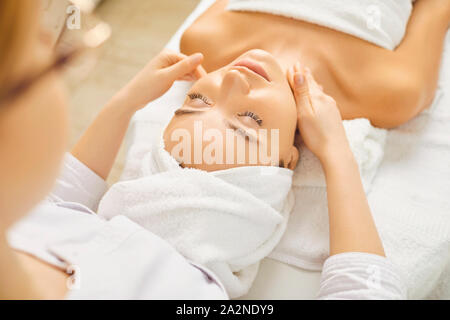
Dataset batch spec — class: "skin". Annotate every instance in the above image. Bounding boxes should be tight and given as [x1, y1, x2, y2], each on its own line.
[164, 49, 299, 171]
[1, 0, 448, 299]
[181, 0, 450, 128]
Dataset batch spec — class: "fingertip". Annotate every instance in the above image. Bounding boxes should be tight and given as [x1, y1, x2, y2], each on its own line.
[190, 53, 203, 64]
[294, 73, 304, 86]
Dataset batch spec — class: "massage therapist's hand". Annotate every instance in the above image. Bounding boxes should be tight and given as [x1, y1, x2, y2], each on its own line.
[288, 63, 350, 164]
[72, 50, 206, 180]
[288, 64, 386, 257]
[114, 50, 206, 112]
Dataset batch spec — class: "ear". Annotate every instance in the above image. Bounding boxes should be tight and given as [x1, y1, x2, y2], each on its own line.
[285, 146, 299, 170]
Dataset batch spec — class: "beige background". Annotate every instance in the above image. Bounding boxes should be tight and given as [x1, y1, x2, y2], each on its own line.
[65, 0, 200, 183]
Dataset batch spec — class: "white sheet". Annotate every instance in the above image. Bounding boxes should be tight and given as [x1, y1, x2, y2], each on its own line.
[227, 0, 414, 50]
[122, 0, 450, 299]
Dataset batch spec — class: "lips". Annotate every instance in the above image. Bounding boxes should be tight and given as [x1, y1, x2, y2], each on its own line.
[232, 59, 270, 82]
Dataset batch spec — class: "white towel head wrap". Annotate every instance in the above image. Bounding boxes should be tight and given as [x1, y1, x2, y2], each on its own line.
[98, 129, 295, 298]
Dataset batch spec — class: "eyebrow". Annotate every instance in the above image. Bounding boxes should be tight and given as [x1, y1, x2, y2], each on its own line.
[225, 119, 260, 143]
[174, 108, 206, 116]
[175, 107, 261, 143]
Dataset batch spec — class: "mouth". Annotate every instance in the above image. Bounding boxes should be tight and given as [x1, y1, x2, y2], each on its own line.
[232, 59, 271, 82]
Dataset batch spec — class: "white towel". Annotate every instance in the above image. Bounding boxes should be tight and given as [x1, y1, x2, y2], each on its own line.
[99, 136, 295, 298]
[227, 0, 414, 50]
[270, 119, 387, 269]
[293, 119, 387, 191]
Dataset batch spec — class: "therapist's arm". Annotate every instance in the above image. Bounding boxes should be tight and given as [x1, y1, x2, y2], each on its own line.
[288, 65, 385, 256]
[72, 50, 205, 180]
[322, 145, 384, 256]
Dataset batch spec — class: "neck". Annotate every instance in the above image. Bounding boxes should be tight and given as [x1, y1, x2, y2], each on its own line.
[0, 232, 39, 299]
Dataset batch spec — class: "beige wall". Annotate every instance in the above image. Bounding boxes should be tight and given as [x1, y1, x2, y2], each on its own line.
[42, 0, 70, 45]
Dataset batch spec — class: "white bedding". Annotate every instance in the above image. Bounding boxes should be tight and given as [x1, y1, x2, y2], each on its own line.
[99, 166, 294, 298]
[227, 0, 414, 50]
[121, 0, 450, 299]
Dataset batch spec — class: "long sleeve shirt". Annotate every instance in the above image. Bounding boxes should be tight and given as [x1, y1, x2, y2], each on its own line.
[7, 154, 406, 299]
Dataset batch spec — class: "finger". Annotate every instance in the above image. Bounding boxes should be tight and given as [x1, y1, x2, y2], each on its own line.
[178, 63, 207, 81]
[178, 74, 196, 81]
[193, 65, 207, 79]
[304, 68, 323, 96]
[156, 50, 184, 67]
[293, 72, 314, 116]
[292, 63, 320, 96]
[287, 65, 295, 90]
[166, 53, 204, 79]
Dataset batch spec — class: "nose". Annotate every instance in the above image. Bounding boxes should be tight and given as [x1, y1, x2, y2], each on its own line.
[220, 69, 250, 100]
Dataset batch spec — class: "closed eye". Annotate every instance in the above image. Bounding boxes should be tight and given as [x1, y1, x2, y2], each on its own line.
[188, 92, 212, 105]
[238, 111, 263, 126]
[227, 122, 259, 142]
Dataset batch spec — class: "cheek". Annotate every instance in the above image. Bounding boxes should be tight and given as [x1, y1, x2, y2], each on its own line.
[259, 98, 297, 161]
[0, 79, 69, 216]
[163, 119, 192, 164]
[164, 116, 226, 170]
[273, 89, 297, 135]
[37, 79, 69, 161]
[34, 82, 69, 196]
[19, 79, 68, 179]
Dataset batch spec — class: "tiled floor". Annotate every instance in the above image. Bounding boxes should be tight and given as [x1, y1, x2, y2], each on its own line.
[66, 0, 200, 183]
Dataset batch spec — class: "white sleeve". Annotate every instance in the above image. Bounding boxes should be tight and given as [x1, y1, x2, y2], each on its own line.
[47, 153, 108, 211]
[317, 252, 407, 300]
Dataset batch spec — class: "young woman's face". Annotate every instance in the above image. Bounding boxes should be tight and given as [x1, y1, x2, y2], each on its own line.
[0, 9, 69, 227]
[164, 49, 299, 171]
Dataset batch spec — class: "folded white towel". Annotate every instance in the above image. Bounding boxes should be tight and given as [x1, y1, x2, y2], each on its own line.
[99, 136, 294, 298]
[227, 0, 414, 50]
[293, 119, 387, 191]
[270, 119, 387, 269]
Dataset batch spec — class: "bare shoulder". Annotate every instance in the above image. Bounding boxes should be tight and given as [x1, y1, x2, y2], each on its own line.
[353, 56, 431, 128]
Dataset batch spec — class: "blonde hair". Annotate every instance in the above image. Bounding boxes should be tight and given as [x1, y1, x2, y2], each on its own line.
[0, 0, 39, 90]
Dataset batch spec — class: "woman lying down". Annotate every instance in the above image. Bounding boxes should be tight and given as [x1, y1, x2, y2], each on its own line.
[7, 0, 448, 299]
[9, 49, 402, 300]
[97, 56, 402, 299]
[96, 0, 448, 297]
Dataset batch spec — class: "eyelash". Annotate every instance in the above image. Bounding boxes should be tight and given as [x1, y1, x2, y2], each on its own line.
[188, 92, 211, 105]
[187, 93, 263, 126]
[238, 111, 263, 126]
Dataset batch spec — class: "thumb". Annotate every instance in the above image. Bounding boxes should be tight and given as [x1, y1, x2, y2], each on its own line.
[166, 53, 203, 79]
[293, 72, 314, 115]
